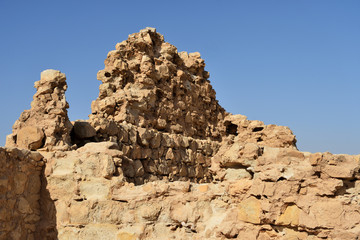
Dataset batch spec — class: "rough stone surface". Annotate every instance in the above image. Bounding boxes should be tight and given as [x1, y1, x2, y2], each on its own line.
[6, 69, 72, 151]
[89, 27, 226, 141]
[2, 28, 360, 239]
[0, 147, 45, 240]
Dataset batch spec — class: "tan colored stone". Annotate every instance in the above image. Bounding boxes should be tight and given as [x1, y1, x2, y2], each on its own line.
[323, 165, 354, 178]
[117, 232, 137, 240]
[228, 180, 252, 195]
[3, 28, 360, 240]
[6, 69, 72, 150]
[198, 184, 209, 193]
[79, 179, 110, 200]
[276, 205, 300, 226]
[238, 196, 261, 224]
[16, 126, 44, 150]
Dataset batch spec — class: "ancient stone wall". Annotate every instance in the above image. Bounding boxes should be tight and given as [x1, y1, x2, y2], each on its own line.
[102, 123, 218, 184]
[6, 69, 72, 151]
[0, 147, 44, 240]
[39, 144, 360, 239]
[89, 27, 225, 141]
[3, 28, 360, 239]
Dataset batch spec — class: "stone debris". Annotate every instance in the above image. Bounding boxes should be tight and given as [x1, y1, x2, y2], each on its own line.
[1, 28, 360, 240]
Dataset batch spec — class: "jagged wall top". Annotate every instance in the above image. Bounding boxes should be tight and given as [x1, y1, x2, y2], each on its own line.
[90, 28, 226, 140]
[6, 69, 72, 150]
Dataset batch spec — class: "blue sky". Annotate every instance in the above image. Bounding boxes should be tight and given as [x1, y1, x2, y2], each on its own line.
[0, 1, 359, 154]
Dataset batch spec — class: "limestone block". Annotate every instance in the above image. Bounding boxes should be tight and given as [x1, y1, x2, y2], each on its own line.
[100, 155, 116, 179]
[78, 142, 120, 153]
[276, 205, 300, 226]
[47, 176, 77, 200]
[237, 196, 261, 224]
[228, 180, 252, 195]
[68, 201, 91, 225]
[52, 157, 75, 176]
[309, 200, 343, 228]
[170, 202, 190, 223]
[323, 165, 354, 179]
[224, 168, 252, 181]
[16, 126, 44, 150]
[79, 179, 110, 200]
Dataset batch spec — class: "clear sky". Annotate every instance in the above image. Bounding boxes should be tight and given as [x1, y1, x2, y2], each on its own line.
[0, 1, 359, 154]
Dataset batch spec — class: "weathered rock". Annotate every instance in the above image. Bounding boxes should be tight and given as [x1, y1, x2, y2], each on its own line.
[0, 147, 44, 239]
[16, 126, 45, 150]
[237, 196, 262, 224]
[2, 28, 360, 240]
[6, 69, 72, 150]
[89, 27, 226, 141]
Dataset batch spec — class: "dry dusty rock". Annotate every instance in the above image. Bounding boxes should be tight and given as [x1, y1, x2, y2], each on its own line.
[0, 147, 44, 240]
[1, 28, 360, 240]
[89, 27, 225, 141]
[6, 69, 72, 151]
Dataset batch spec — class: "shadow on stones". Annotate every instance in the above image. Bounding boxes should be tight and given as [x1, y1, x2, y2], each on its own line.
[35, 169, 58, 240]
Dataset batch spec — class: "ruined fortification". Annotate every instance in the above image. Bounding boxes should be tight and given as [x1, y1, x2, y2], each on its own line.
[1, 28, 360, 240]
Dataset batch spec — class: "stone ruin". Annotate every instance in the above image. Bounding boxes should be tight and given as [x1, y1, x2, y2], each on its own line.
[1, 28, 360, 239]
[6, 69, 72, 151]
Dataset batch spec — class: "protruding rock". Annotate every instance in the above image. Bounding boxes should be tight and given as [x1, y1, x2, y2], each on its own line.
[6, 69, 72, 150]
[16, 126, 44, 150]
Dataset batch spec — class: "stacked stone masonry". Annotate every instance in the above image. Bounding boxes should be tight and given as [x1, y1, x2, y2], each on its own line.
[2, 28, 360, 239]
[89, 27, 226, 141]
[0, 147, 44, 240]
[6, 69, 72, 151]
[98, 123, 219, 184]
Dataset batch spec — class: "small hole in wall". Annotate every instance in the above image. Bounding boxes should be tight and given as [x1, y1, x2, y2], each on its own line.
[156, 89, 164, 99]
[277, 177, 286, 181]
[104, 72, 111, 77]
[224, 122, 238, 136]
[252, 127, 264, 132]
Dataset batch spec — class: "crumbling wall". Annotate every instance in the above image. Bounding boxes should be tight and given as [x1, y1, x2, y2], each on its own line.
[6, 69, 72, 151]
[3, 28, 360, 240]
[0, 147, 44, 240]
[89, 27, 226, 141]
[42, 146, 360, 239]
